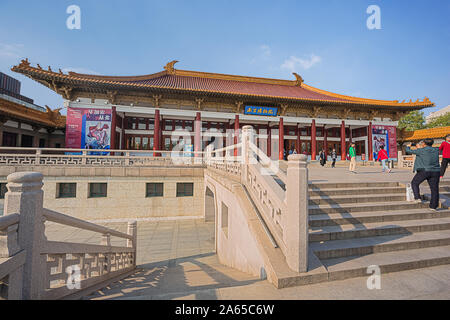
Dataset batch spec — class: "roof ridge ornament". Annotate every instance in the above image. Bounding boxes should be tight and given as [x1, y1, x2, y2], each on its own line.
[19, 58, 30, 67]
[164, 60, 179, 75]
[293, 73, 304, 86]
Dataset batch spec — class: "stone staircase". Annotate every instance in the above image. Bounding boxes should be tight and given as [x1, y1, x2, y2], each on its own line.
[304, 181, 450, 284]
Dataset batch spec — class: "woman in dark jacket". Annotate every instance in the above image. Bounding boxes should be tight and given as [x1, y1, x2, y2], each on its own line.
[319, 149, 326, 167]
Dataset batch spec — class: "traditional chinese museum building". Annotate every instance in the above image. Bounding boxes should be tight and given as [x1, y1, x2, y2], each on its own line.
[12, 59, 434, 160]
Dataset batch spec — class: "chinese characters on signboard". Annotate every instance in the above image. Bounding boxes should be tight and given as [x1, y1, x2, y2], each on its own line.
[244, 106, 278, 116]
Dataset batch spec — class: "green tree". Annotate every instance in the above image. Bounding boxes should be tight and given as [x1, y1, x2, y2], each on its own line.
[427, 112, 450, 128]
[398, 111, 426, 131]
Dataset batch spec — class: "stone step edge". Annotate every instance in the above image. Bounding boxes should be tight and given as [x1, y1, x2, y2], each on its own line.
[309, 220, 450, 242]
[277, 246, 450, 288]
[311, 231, 450, 259]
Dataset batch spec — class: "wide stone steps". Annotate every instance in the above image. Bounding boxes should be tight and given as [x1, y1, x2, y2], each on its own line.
[269, 180, 450, 288]
[309, 193, 406, 206]
[320, 244, 450, 282]
[309, 186, 405, 197]
[310, 229, 450, 260]
[309, 182, 400, 189]
[309, 208, 450, 227]
[308, 200, 429, 215]
[309, 216, 450, 242]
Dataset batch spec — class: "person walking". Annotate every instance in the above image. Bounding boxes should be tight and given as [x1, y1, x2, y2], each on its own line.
[377, 145, 391, 173]
[319, 149, 326, 167]
[406, 138, 441, 211]
[439, 134, 450, 178]
[331, 148, 337, 168]
[348, 143, 357, 173]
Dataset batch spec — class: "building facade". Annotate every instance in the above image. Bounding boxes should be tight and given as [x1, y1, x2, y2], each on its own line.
[12, 59, 434, 160]
[0, 72, 66, 148]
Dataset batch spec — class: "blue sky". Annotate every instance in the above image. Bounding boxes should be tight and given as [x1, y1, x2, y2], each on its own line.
[0, 0, 449, 115]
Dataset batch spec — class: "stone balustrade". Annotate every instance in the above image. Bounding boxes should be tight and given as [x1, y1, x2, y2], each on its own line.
[0, 172, 137, 300]
[0, 147, 205, 167]
[205, 125, 309, 273]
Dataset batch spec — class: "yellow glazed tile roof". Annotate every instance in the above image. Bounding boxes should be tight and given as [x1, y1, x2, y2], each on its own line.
[402, 126, 450, 141]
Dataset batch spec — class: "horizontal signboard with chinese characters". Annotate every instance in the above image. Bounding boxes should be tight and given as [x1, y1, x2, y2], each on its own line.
[244, 106, 278, 116]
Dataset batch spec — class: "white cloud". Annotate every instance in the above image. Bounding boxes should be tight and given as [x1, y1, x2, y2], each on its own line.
[281, 54, 321, 72]
[62, 67, 101, 75]
[0, 43, 24, 60]
[250, 44, 272, 64]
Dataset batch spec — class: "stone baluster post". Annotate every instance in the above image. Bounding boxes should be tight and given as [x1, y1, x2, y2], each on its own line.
[397, 150, 403, 168]
[101, 233, 111, 273]
[35, 149, 41, 165]
[241, 126, 254, 184]
[4, 172, 47, 299]
[0, 215, 22, 299]
[127, 221, 137, 268]
[81, 150, 87, 165]
[285, 154, 309, 273]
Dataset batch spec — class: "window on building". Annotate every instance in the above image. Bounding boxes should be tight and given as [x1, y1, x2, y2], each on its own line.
[146, 183, 163, 197]
[148, 119, 154, 130]
[131, 118, 138, 130]
[164, 120, 174, 131]
[39, 138, 46, 148]
[57, 183, 76, 198]
[2, 132, 17, 147]
[221, 202, 229, 237]
[175, 120, 183, 130]
[21, 134, 33, 147]
[138, 118, 147, 130]
[184, 121, 193, 131]
[0, 183, 7, 199]
[176, 183, 193, 197]
[89, 183, 107, 198]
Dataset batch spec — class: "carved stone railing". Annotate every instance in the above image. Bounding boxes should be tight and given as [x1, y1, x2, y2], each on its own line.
[0, 172, 137, 300]
[205, 125, 309, 273]
[0, 147, 205, 167]
[397, 150, 443, 169]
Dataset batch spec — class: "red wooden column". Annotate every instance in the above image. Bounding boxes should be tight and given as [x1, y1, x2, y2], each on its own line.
[234, 115, 239, 157]
[323, 125, 327, 157]
[153, 109, 160, 156]
[121, 116, 125, 150]
[340, 120, 346, 160]
[296, 126, 301, 154]
[110, 106, 117, 154]
[267, 126, 272, 158]
[368, 122, 373, 161]
[194, 112, 201, 157]
[311, 119, 317, 160]
[278, 117, 284, 160]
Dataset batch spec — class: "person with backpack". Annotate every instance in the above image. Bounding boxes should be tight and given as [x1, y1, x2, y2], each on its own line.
[377, 145, 391, 173]
[439, 134, 450, 178]
[406, 138, 441, 211]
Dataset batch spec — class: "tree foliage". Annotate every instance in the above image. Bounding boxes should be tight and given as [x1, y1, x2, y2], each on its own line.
[398, 111, 426, 131]
[427, 112, 450, 128]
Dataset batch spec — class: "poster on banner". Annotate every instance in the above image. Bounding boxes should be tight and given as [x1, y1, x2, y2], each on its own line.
[65, 107, 112, 154]
[372, 125, 397, 160]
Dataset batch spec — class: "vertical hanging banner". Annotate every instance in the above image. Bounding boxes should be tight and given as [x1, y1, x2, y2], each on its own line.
[66, 107, 112, 154]
[372, 125, 397, 159]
